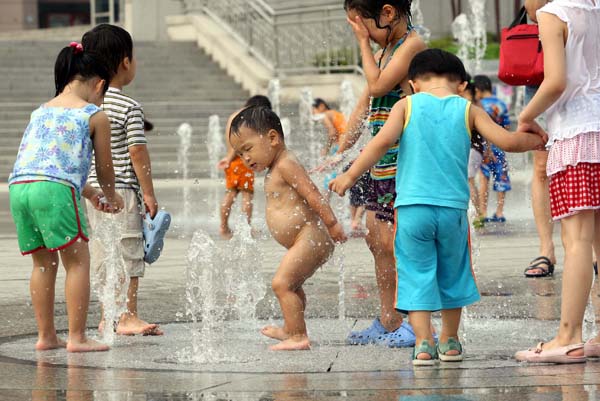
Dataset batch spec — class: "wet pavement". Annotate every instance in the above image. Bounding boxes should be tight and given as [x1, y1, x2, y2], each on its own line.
[1, 176, 600, 400]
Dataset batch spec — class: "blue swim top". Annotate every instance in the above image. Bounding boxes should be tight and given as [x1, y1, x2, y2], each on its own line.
[394, 93, 472, 210]
[9, 104, 102, 196]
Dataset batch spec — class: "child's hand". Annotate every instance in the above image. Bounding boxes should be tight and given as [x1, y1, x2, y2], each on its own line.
[347, 15, 370, 44]
[517, 120, 548, 150]
[100, 193, 124, 213]
[143, 193, 158, 218]
[310, 154, 343, 174]
[328, 222, 348, 244]
[328, 173, 355, 196]
[89, 191, 107, 212]
[217, 158, 230, 170]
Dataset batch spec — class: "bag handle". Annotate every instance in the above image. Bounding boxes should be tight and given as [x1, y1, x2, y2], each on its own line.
[509, 6, 528, 29]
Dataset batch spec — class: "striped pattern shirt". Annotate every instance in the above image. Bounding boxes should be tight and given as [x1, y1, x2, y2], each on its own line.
[88, 87, 147, 190]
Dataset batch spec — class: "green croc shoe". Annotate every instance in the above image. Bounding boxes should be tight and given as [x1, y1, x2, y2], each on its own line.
[438, 337, 463, 362]
[412, 340, 438, 366]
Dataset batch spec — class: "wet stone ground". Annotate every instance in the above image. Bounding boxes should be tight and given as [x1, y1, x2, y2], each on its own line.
[0, 180, 600, 400]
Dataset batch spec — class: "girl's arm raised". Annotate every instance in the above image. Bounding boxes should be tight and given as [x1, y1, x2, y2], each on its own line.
[330, 98, 407, 196]
[349, 16, 425, 98]
[279, 158, 346, 243]
[472, 105, 547, 152]
[90, 111, 122, 209]
[519, 12, 567, 124]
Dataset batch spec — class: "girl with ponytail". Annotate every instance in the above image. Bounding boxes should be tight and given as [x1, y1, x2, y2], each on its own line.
[8, 42, 124, 353]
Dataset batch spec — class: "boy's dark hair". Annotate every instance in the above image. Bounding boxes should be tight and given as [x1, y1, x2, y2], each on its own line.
[464, 73, 476, 99]
[244, 95, 272, 110]
[54, 45, 110, 96]
[408, 49, 467, 83]
[343, 0, 412, 30]
[472, 75, 493, 93]
[81, 24, 133, 79]
[313, 98, 330, 110]
[230, 106, 284, 140]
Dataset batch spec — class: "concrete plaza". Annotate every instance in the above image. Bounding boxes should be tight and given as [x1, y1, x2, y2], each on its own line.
[0, 179, 599, 401]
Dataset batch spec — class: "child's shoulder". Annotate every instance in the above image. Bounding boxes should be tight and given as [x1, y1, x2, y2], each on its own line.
[105, 88, 142, 109]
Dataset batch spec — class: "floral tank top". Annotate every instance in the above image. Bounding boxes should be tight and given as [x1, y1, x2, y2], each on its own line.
[368, 30, 412, 180]
[9, 104, 101, 196]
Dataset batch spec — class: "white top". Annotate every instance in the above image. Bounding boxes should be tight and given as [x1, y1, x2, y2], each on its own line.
[538, 0, 600, 145]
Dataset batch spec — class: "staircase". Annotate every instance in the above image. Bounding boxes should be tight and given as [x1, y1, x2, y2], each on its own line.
[0, 40, 249, 180]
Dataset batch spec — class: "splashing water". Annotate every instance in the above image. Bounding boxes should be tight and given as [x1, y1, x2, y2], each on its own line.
[268, 78, 281, 117]
[411, 0, 431, 42]
[207, 115, 225, 180]
[180, 215, 265, 363]
[451, 0, 487, 73]
[90, 214, 129, 344]
[281, 117, 292, 145]
[299, 87, 320, 169]
[177, 123, 193, 229]
[339, 80, 356, 120]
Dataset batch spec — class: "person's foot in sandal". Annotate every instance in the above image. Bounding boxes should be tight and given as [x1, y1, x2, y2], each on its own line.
[515, 341, 585, 364]
[412, 339, 438, 366]
[438, 337, 463, 362]
[524, 256, 555, 277]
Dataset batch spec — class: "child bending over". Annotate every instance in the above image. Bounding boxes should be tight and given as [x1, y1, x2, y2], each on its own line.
[330, 49, 546, 365]
[229, 106, 347, 351]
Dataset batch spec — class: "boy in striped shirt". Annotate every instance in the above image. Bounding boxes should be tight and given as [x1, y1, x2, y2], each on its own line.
[83, 24, 162, 336]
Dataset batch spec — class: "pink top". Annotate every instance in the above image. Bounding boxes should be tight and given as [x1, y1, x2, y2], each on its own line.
[538, 0, 600, 145]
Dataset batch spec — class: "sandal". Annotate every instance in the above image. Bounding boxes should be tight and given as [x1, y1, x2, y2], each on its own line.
[490, 214, 506, 223]
[412, 340, 438, 366]
[346, 318, 387, 345]
[143, 210, 171, 264]
[515, 342, 586, 364]
[594, 261, 598, 275]
[437, 337, 463, 362]
[376, 321, 416, 348]
[524, 256, 555, 278]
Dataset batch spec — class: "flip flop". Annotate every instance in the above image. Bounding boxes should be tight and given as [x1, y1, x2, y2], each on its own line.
[490, 214, 506, 223]
[143, 210, 171, 264]
[524, 256, 554, 278]
[515, 342, 586, 364]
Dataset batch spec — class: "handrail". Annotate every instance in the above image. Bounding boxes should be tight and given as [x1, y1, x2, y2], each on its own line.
[181, 0, 360, 76]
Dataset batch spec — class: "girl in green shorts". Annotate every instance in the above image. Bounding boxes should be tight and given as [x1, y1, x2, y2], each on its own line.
[8, 42, 123, 353]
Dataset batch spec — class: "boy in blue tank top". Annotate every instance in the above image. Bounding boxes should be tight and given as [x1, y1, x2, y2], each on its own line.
[329, 49, 547, 366]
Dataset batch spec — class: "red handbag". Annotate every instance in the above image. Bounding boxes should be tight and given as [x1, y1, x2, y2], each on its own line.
[498, 7, 544, 86]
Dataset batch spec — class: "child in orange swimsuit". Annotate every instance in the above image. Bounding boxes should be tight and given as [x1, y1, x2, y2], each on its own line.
[217, 95, 272, 239]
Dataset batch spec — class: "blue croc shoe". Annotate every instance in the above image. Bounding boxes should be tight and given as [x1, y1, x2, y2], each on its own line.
[377, 321, 417, 348]
[143, 210, 171, 264]
[346, 318, 387, 345]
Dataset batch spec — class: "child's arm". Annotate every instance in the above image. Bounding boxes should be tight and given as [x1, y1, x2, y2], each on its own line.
[278, 158, 347, 243]
[321, 112, 338, 156]
[471, 105, 547, 152]
[90, 112, 123, 211]
[518, 12, 567, 125]
[348, 16, 425, 97]
[217, 112, 238, 170]
[329, 99, 407, 196]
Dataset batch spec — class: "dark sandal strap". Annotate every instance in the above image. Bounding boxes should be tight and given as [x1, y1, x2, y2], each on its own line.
[524, 257, 554, 276]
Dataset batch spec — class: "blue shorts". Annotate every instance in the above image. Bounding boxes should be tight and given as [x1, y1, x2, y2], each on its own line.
[394, 205, 480, 313]
[481, 158, 511, 192]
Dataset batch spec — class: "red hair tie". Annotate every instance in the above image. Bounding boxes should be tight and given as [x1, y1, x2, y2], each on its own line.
[69, 42, 83, 54]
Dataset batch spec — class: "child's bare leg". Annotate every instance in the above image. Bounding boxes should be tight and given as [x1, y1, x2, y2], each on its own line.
[478, 174, 489, 218]
[30, 249, 65, 350]
[264, 235, 332, 350]
[365, 212, 403, 331]
[59, 241, 108, 352]
[409, 311, 434, 361]
[351, 206, 366, 232]
[116, 277, 162, 336]
[468, 178, 482, 217]
[542, 211, 594, 354]
[440, 308, 462, 356]
[219, 190, 238, 239]
[495, 192, 506, 218]
[241, 190, 253, 225]
[591, 211, 600, 344]
[262, 287, 308, 341]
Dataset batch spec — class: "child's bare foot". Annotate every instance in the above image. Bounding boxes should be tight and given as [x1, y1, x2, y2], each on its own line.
[67, 338, 109, 353]
[116, 316, 163, 336]
[269, 336, 311, 351]
[35, 336, 67, 351]
[261, 325, 288, 341]
[219, 227, 233, 240]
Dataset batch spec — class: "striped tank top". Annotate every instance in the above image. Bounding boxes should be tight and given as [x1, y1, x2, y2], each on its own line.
[368, 30, 411, 180]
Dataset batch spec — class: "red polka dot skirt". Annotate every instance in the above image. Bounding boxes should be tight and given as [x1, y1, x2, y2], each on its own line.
[549, 163, 600, 220]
